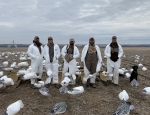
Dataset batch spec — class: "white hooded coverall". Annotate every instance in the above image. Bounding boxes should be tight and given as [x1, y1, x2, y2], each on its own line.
[81, 44, 102, 84]
[27, 43, 44, 84]
[43, 44, 60, 84]
[104, 44, 123, 84]
[61, 45, 80, 76]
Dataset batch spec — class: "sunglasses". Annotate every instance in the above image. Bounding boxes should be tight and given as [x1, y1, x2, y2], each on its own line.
[48, 39, 53, 40]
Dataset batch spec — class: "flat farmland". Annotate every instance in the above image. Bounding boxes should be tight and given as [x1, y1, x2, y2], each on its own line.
[0, 47, 150, 115]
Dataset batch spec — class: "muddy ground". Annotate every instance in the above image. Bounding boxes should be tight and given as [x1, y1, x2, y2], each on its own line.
[0, 47, 150, 115]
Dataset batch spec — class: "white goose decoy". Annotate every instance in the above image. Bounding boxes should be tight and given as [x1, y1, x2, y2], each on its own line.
[0, 71, 4, 77]
[67, 86, 84, 95]
[135, 57, 139, 60]
[108, 73, 113, 77]
[77, 66, 81, 69]
[3, 100, 24, 115]
[127, 68, 133, 72]
[3, 61, 8, 67]
[142, 67, 147, 71]
[19, 56, 27, 61]
[27, 57, 31, 60]
[0, 76, 14, 86]
[142, 87, 150, 94]
[17, 69, 27, 76]
[18, 62, 29, 67]
[10, 62, 17, 68]
[3, 67, 13, 71]
[21, 72, 37, 80]
[1, 52, 5, 57]
[138, 63, 143, 67]
[76, 71, 82, 76]
[50, 102, 67, 114]
[39, 86, 50, 96]
[119, 69, 124, 75]
[134, 60, 139, 63]
[61, 77, 71, 86]
[34, 81, 45, 88]
[72, 74, 76, 80]
[102, 71, 108, 76]
[125, 73, 131, 78]
[130, 68, 133, 72]
[121, 68, 128, 72]
[5, 56, 8, 59]
[118, 90, 129, 102]
[113, 102, 134, 115]
[11, 53, 15, 55]
[102, 71, 113, 77]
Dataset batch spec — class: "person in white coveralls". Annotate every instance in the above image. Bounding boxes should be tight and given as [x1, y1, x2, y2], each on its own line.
[61, 38, 80, 84]
[104, 36, 123, 86]
[27, 36, 44, 89]
[43, 36, 61, 88]
[81, 37, 102, 88]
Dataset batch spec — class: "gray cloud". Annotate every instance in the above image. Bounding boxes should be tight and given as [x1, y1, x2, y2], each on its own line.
[0, 0, 150, 44]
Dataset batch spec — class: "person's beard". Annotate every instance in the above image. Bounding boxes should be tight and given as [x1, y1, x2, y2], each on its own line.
[112, 42, 117, 46]
[49, 42, 54, 47]
[70, 43, 74, 46]
[35, 41, 41, 47]
[111, 42, 118, 48]
[90, 42, 94, 46]
[50, 42, 53, 45]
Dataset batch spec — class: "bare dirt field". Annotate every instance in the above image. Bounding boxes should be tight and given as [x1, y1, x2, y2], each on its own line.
[0, 47, 150, 115]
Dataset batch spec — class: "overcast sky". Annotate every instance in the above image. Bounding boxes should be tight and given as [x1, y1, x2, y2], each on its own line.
[0, 0, 150, 44]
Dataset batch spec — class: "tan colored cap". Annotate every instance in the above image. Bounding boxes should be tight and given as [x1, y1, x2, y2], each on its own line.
[112, 36, 117, 39]
[34, 36, 39, 39]
[70, 38, 75, 42]
[48, 36, 53, 40]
